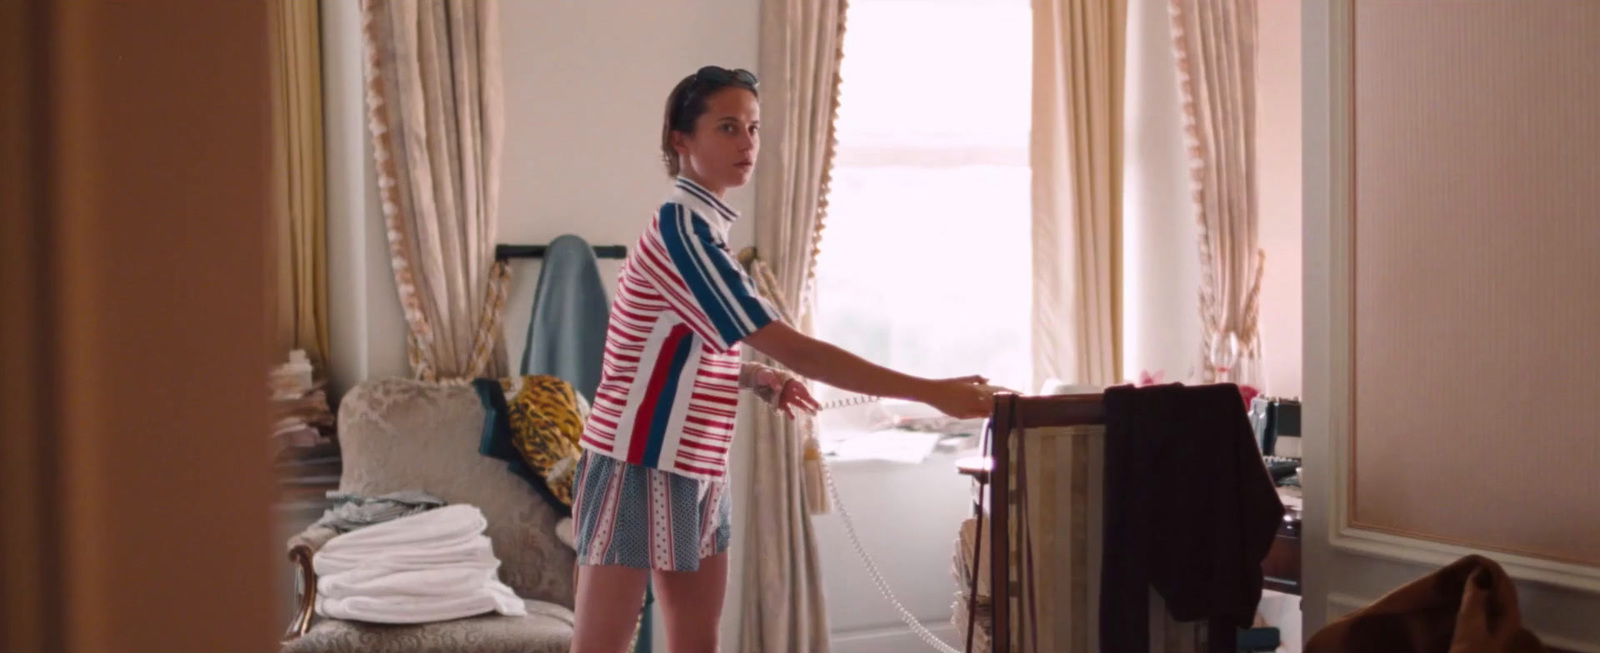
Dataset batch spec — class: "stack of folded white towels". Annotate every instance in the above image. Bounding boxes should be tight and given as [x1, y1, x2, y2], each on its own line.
[314, 504, 527, 623]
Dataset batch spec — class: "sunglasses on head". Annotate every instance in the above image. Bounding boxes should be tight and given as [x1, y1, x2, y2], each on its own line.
[693, 66, 758, 88]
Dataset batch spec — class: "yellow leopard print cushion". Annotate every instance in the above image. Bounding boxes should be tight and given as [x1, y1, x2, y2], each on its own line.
[497, 375, 586, 507]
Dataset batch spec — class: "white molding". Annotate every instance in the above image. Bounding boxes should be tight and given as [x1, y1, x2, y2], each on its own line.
[1327, 593, 1600, 653]
[1331, 527, 1600, 594]
[832, 621, 961, 653]
[1315, 0, 1600, 597]
[1321, 0, 1356, 559]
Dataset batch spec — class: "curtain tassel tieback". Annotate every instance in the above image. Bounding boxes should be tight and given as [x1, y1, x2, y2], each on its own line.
[740, 247, 830, 516]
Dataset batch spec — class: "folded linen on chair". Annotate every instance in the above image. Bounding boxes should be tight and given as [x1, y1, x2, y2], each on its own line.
[313, 504, 528, 624]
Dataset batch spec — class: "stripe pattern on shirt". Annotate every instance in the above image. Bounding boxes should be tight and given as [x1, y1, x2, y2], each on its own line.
[580, 178, 778, 481]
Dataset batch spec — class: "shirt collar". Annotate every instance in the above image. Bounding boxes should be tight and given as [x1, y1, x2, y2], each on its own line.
[674, 176, 740, 223]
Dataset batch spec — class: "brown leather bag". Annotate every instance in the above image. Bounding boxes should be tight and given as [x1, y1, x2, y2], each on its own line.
[1306, 554, 1547, 653]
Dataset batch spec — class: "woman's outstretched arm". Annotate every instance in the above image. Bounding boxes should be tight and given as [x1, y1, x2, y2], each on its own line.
[742, 321, 995, 419]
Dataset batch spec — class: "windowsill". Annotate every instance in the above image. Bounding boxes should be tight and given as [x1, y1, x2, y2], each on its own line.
[820, 447, 968, 474]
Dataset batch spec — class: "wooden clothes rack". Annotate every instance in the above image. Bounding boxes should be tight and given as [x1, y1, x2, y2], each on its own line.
[960, 393, 1237, 653]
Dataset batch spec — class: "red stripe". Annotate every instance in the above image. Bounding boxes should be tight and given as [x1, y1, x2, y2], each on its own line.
[613, 304, 653, 325]
[685, 415, 734, 429]
[678, 447, 722, 461]
[683, 428, 731, 442]
[637, 245, 718, 339]
[599, 463, 627, 561]
[679, 440, 728, 455]
[646, 473, 658, 568]
[571, 455, 590, 512]
[700, 483, 722, 556]
[691, 393, 739, 407]
[674, 461, 722, 478]
[628, 324, 690, 464]
[692, 380, 738, 391]
[637, 253, 699, 314]
[660, 475, 675, 567]
[690, 407, 738, 420]
[697, 482, 715, 556]
[587, 461, 622, 563]
[681, 454, 721, 467]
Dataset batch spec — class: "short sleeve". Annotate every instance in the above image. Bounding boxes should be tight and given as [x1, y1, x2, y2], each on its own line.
[642, 203, 780, 351]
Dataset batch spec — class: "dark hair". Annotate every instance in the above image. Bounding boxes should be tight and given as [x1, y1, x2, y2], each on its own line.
[660, 66, 760, 177]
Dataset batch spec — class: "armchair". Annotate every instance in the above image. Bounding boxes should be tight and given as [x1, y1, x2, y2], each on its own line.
[280, 378, 577, 653]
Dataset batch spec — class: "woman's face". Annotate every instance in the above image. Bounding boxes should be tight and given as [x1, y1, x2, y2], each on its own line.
[674, 87, 760, 195]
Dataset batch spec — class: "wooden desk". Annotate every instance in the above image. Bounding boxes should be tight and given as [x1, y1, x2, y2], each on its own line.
[1263, 503, 1302, 596]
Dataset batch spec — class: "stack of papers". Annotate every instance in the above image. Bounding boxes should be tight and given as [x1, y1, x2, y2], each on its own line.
[819, 428, 943, 464]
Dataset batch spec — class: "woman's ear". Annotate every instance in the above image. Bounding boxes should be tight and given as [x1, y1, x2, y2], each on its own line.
[671, 130, 688, 156]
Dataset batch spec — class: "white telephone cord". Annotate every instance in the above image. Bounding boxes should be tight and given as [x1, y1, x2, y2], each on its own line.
[816, 393, 881, 411]
[809, 395, 967, 653]
[821, 455, 966, 653]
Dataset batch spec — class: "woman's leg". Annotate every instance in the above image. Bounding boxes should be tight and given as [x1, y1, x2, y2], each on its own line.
[652, 552, 729, 653]
[570, 563, 650, 653]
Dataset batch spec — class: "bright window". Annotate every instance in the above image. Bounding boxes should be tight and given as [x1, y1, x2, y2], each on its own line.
[814, 0, 1032, 435]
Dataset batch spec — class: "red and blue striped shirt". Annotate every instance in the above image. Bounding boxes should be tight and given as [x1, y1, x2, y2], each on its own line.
[579, 177, 779, 480]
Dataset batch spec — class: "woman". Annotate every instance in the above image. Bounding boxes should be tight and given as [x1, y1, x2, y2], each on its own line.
[570, 65, 1001, 653]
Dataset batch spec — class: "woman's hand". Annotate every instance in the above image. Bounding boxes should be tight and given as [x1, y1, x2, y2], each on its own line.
[933, 375, 989, 386]
[920, 376, 1006, 420]
[775, 377, 820, 419]
[755, 367, 819, 419]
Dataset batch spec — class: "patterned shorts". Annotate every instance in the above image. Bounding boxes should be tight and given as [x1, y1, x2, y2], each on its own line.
[571, 451, 732, 572]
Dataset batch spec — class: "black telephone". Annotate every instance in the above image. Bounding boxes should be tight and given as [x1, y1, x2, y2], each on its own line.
[1249, 396, 1302, 485]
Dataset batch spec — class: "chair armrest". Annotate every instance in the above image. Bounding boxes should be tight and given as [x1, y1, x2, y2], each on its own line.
[282, 525, 338, 642]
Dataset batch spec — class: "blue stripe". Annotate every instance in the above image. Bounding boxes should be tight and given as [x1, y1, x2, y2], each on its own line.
[641, 333, 695, 468]
[694, 225, 777, 332]
[658, 204, 745, 345]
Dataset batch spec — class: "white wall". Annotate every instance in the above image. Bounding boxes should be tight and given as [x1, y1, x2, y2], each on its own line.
[1257, 0, 1304, 399]
[498, 1, 760, 373]
[1122, 0, 1202, 385]
[1121, 0, 1303, 397]
[324, 0, 410, 394]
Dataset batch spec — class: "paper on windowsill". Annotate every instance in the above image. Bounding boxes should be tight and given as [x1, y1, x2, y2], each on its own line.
[819, 428, 943, 464]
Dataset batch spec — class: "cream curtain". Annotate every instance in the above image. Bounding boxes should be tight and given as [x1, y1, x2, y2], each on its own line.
[361, 0, 509, 382]
[1170, 0, 1262, 385]
[736, 1, 848, 651]
[1031, 0, 1128, 390]
[270, 0, 329, 372]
